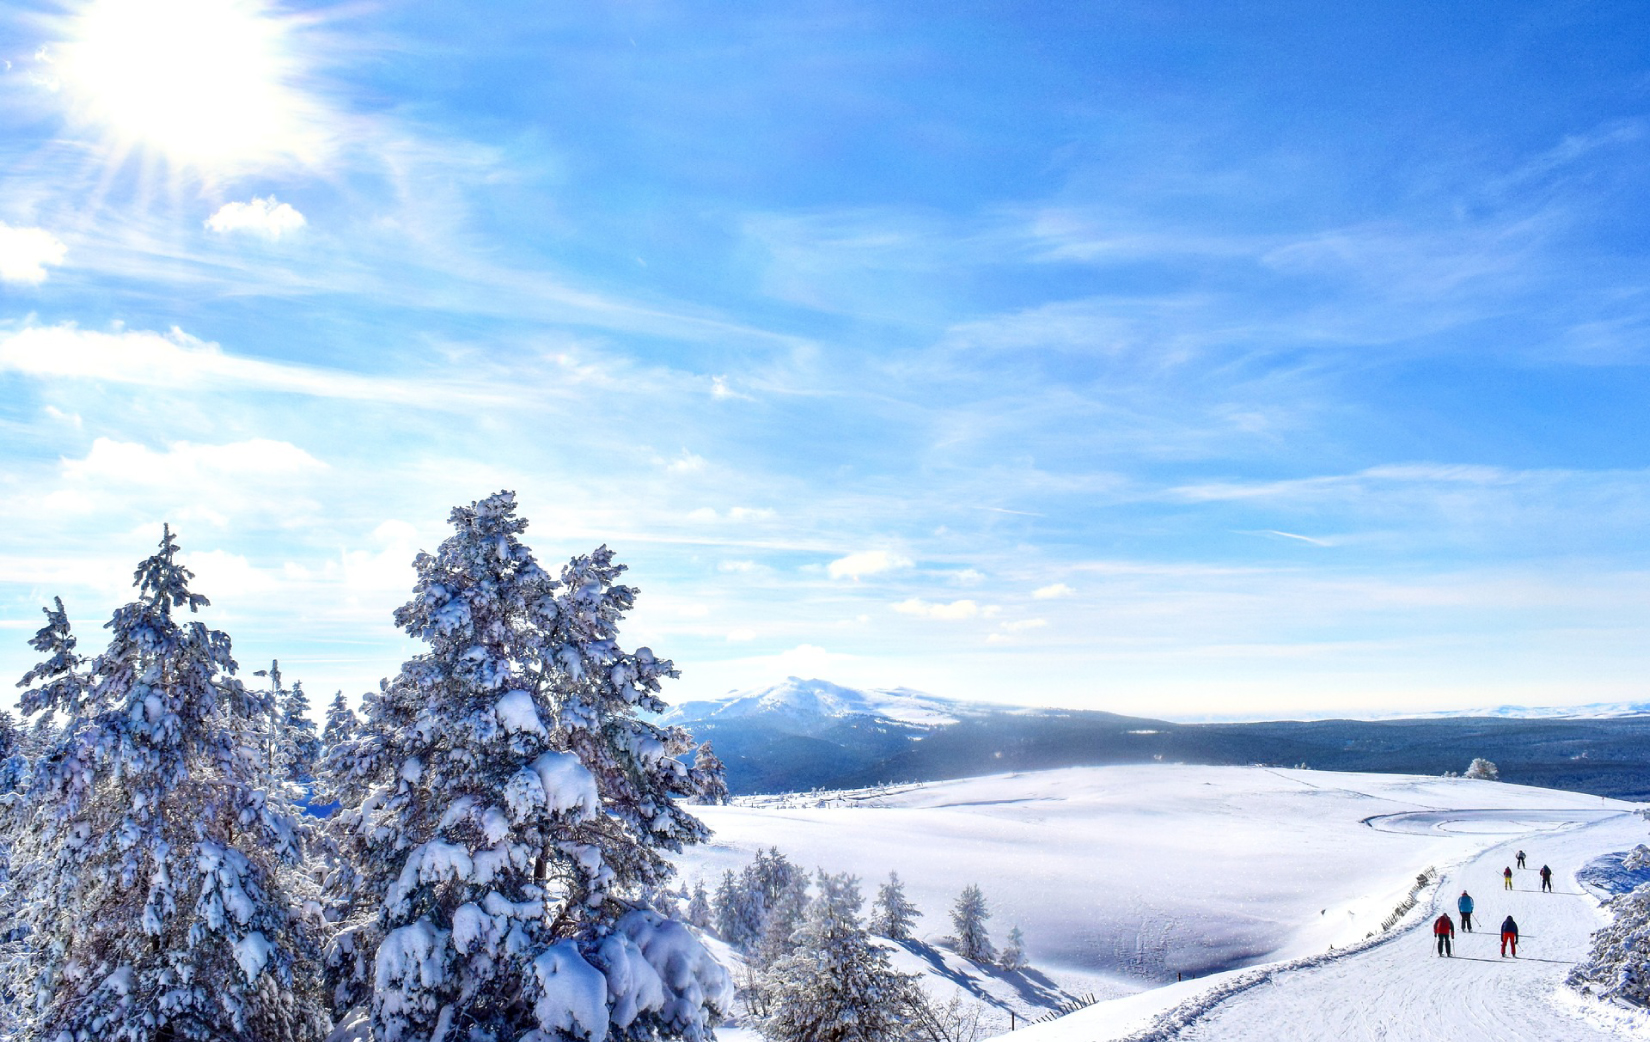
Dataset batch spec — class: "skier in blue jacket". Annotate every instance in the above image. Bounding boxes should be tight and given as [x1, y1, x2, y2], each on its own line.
[1457, 890, 1475, 932]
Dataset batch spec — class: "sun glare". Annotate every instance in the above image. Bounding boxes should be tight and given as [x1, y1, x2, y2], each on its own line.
[57, 0, 317, 172]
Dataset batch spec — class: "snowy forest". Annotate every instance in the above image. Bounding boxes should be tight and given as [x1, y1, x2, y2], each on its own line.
[0, 492, 1025, 1042]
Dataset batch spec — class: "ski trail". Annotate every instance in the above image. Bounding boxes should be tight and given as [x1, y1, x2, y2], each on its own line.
[1164, 810, 1646, 1042]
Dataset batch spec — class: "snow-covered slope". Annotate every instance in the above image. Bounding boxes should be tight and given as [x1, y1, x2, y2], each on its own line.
[673, 765, 1643, 1037]
[660, 676, 1008, 730]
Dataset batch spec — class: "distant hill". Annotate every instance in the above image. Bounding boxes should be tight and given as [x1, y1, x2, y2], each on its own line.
[666, 678, 1650, 800]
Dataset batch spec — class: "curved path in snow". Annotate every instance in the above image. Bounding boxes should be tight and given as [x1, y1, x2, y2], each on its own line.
[1160, 807, 1648, 1042]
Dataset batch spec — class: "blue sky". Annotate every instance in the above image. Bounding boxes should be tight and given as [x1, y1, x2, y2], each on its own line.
[2, 1, 1648, 718]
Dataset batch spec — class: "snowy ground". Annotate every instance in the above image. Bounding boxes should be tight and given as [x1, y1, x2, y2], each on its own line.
[673, 765, 1644, 1039]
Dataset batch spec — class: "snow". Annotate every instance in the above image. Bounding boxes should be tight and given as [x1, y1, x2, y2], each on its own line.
[496, 689, 547, 735]
[529, 940, 610, 1042]
[675, 765, 1641, 1035]
[233, 931, 271, 981]
[529, 750, 601, 819]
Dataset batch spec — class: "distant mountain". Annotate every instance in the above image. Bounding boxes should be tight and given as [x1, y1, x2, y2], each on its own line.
[660, 676, 1011, 730]
[665, 678, 1650, 801]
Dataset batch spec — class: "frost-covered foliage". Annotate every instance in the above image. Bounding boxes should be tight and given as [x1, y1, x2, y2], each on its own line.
[9, 528, 325, 1042]
[713, 848, 805, 956]
[753, 872, 810, 969]
[1464, 758, 1500, 781]
[756, 871, 916, 1042]
[870, 872, 918, 941]
[322, 692, 358, 752]
[283, 679, 323, 785]
[999, 926, 1026, 970]
[949, 885, 994, 963]
[1571, 881, 1650, 1006]
[323, 491, 727, 1042]
[689, 742, 729, 806]
[686, 880, 713, 931]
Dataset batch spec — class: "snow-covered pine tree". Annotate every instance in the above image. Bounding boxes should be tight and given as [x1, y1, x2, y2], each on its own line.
[713, 869, 753, 946]
[690, 742, 730, 806]
[1464, 758, 1500, 781]
[687, 880, 713, 931]
[10, 527, 326, 1042]
[322, 691, 358, 751]
[950, 885, 994, 963]
[325, 491, 730, 1042]
[753, 872, 810, 969]
[869, 871, 918, 941]
[283, 680, 323, 785]
[999, 926, 1026, 969]
[0, 710, 24, 796]
[757, 871, 916, 1042]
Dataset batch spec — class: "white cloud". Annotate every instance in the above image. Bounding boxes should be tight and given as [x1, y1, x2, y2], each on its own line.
[726, 628, 756, 642]
[179, 548, 280, 593]
[1033, 582, 1076, 599]
[64, 437, 325, 483]
[1001, 618, 1048, 632]
[0, 323, 479, 404]
[719, 559, 763, 573]
[0, 223, 67, 283]
[827, 550, 912, 580]
[206, 196, 307, 239]
[893, 597, 982, 620]
[952, 568, 985, 585]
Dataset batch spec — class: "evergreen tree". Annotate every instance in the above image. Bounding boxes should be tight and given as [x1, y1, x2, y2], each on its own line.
[870, 871, 918, 941]
[0, 711, 24, 796]
[714, 869, 753, 946]
[282, 680, 322, 785]
[690, 741, 730, 805]
[753, 872, 810, 969]
[325, 491, 730, 1042]
[10, 527, 325, 1042]
[321, 691, 358, 750]
[687, 879, 713, 931]
[999, 925, 1026, 969]
[950, 885, 994, 963]
[757, 871, 915, 1042]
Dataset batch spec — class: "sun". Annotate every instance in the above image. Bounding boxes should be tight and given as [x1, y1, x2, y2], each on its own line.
[55, 0, 319, 173]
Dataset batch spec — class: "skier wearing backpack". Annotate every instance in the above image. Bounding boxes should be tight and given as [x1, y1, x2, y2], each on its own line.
[1457, 890, 1475, 931]
[1500, 915, 1519, 957]
[1433, 912, 1455, 957]
[1540, 865, 1553, 892]
[1503, 866, 1513, 890]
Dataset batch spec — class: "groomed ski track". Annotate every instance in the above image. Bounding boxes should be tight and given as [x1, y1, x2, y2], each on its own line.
[1007, 799, 1650, 1042]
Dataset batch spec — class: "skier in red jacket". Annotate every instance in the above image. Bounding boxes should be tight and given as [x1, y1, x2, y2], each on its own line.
[1433, 913, 1455, 957]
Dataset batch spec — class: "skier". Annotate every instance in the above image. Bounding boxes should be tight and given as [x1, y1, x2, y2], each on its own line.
[1539, 865, 1553, 892]
[1503, 866, 1513, 890]
[1457, 890, 1475, 932]
[1516, 850, 1527, 869]
[1500, 915, 1519, 957]
[1433, 912, 1455, 957]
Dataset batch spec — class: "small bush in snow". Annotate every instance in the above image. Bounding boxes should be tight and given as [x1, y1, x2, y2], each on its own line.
[1570, 881, 1650, 1006]
[1464, 758, 1500, 780]
[999, 925, 1027, 969]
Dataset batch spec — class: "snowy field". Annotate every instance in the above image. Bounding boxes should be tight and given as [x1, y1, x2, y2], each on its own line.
[673, 765, 1642, 1038]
